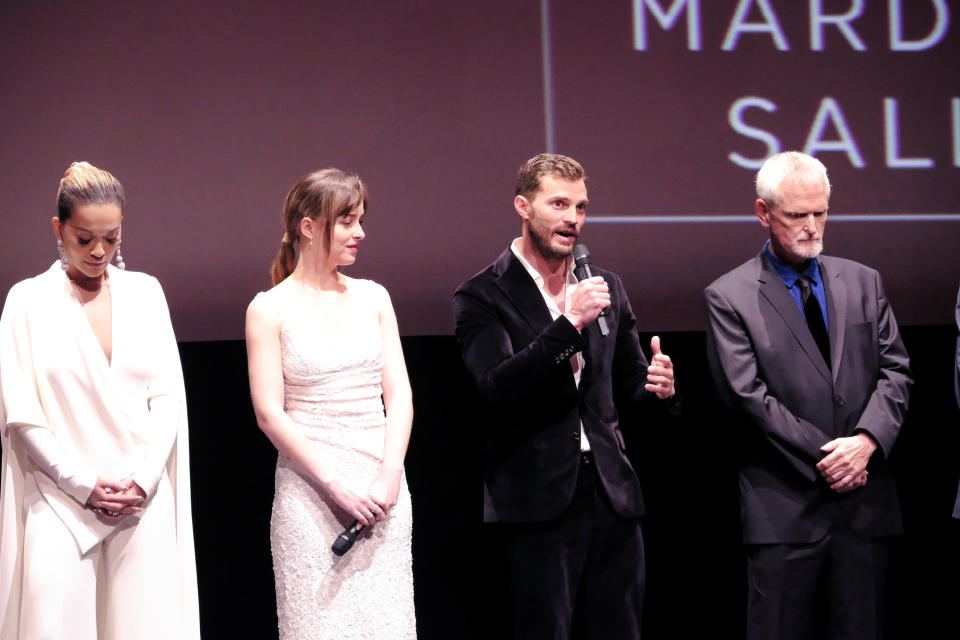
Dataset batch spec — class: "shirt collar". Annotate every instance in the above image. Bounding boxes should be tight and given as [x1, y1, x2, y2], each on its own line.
[763, 241, 821, 288]
[510, 238, 576, 289]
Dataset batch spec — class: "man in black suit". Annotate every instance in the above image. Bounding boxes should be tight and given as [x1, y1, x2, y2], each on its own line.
[453, 153, 677, 639]
[705, 151, 913, 640]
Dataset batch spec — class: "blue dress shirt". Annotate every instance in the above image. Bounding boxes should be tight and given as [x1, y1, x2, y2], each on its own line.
[763, 242, 829, 333]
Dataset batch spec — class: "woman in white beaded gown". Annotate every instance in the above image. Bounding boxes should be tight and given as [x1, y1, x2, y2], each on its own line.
[245, 168, 416, 639]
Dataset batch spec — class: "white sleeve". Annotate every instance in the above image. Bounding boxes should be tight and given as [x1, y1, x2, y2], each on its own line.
[0, 284, 49, 436]
[130, 279, 183, 500]
[18, 427, 97, 505]
[2, 283, 97, 504]
[130, 395, 180, 500]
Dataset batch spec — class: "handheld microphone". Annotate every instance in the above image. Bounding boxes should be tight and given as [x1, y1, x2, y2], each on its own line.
[572, 244, 609, 337]
[331, 520, 363, 556]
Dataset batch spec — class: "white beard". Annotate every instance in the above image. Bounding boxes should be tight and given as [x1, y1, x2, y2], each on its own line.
[791, 236, 823, 260]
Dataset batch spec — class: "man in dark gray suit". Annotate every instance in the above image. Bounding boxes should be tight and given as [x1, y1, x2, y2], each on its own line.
[704, 151, 912, 640]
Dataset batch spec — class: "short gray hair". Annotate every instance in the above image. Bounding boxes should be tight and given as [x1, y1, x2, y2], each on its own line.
[755, 151, 831, 204]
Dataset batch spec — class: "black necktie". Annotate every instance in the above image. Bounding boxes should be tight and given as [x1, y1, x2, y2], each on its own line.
[798, 275, 831, 369]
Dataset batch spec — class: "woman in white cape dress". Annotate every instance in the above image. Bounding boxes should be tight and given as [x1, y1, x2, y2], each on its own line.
[0, 162, 200, 639]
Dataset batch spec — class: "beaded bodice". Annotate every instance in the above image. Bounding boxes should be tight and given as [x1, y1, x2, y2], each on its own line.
[280, 316, 385, 458]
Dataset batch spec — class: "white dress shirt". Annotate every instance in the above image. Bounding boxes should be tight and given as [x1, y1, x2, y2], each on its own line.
[511, 239, 591, 451]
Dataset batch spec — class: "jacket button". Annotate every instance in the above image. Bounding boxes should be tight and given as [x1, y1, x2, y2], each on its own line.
[833, 394, 845, 407]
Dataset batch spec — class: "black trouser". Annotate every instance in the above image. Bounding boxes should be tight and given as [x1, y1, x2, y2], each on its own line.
[746, 507, 889, 640]
[487, 453, 646, 640]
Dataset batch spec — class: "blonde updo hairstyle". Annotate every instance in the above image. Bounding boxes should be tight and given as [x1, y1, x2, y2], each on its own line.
[56, 161, 125, 221]
[270, 168, 368, 286]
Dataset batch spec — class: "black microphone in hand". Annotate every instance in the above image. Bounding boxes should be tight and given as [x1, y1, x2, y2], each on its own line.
[331, 520, 363, 556]
[572, 244, 609, 337]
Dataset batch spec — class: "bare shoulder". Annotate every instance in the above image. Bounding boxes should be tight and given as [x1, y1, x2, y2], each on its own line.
[246, 279, 293, 326]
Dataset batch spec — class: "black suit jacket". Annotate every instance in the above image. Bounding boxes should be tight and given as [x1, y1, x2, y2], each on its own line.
[704, 251, 912, 544]
[453, 248, 664, 523]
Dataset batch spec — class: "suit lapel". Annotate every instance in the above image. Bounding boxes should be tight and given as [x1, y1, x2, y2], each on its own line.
[819, 258, 846, 383]
[757, 253, 832, 383]
[493, 249, 555, 334]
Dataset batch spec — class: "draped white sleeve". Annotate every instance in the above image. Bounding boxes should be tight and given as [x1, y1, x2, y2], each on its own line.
[16, 427, 96, 504]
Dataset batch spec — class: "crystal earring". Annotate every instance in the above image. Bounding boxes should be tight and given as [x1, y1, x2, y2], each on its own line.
[113, 246, 126, 270]
[57, 238, 68, 271]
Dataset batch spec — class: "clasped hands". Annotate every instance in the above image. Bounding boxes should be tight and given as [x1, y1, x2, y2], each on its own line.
[86, 476, 146, 522]
[816, 433, 877, 493]
[324, 468, 402, 529]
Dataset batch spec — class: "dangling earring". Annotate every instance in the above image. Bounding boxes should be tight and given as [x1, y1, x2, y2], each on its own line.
[57, 238, 68, 271]
[113, 246, 126, 270]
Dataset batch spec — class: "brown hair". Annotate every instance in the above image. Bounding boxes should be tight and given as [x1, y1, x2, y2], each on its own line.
[270, 168, 368, 285]
[514, 153, 586, 202]
[56, 161, 125, 221]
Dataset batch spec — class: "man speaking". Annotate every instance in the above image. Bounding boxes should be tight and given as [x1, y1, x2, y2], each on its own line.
[705, 151, 912, 640]
[453, 153, 677, 639]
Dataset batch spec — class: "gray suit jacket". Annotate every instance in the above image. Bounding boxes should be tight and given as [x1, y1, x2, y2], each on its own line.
[705, 251, 912, 544]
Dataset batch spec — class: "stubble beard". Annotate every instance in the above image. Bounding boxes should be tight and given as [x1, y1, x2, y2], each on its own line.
[528, 219, 575, 262]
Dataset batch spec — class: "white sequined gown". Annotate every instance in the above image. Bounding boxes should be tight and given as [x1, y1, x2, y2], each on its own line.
[259, 281, 416, 640]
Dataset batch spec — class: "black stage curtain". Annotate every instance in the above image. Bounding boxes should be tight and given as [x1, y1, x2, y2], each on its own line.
[183, 326, 960, 639]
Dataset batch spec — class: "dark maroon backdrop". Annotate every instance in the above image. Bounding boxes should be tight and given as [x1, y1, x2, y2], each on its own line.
[2, 0, 957, 340]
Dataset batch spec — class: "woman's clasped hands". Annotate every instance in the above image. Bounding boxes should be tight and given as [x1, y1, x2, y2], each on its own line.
[86, 476, 146, 522]
[323, 469, 401, 529]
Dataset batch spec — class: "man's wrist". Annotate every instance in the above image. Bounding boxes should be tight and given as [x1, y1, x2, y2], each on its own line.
[855, 431, 878, 455]
[562, 312, 584, 332]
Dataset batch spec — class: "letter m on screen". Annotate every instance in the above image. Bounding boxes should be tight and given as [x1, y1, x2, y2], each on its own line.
[633, 0, 702, 50]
